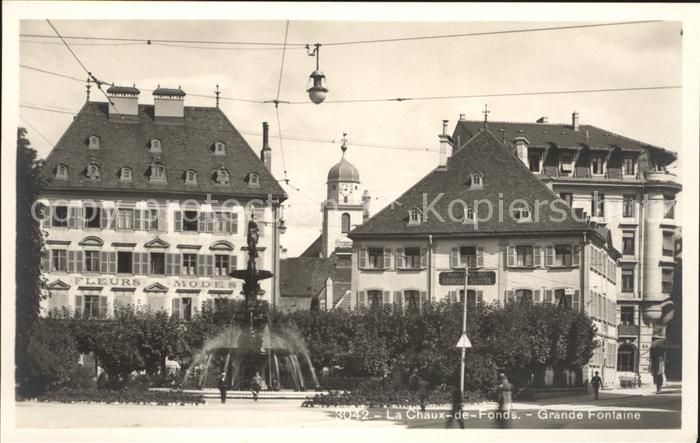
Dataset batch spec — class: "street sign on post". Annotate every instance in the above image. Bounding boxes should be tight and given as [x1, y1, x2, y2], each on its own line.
[456, 333, 472, 349]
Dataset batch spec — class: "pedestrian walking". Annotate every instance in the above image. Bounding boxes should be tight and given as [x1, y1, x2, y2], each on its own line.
[217, 372, 228, 404]
[591, 371, 603, 400]
[495, 373, 512, 429]
[417, 376, 431, 412]
[251, 371, 262, 401]
[654, 372, 664, 393]
[445, 386, 465, 429]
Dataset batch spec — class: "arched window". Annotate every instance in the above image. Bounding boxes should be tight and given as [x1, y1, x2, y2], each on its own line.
[150, 139, 162, 153]
[471, 173, 483, 188]
[617, 344, 636, 372]
[86, 162, 100, 180]
[120, 167, 132, 181]
[464, 207, 475, 222]
[214, 141, 226, 155]
[185, 169, 198, 184]
[215, 169, 230, 185]
[341, 213, 351, 233]
[88, 136, 100, 149]
[56, 164, 68, 179]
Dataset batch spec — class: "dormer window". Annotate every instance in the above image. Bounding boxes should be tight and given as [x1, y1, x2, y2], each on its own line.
[591, 155, 605, 176]
[470, 173, 484, 189]
[185, 169, 198, 185]
[464, 207, 475, 222]
[560, 153, 574, 175]
[214, 169, 230, 185]
[528, 152, 542, 173]
[55, 164, 68, 180]
[88, 136, 100, 150]
[246, 172, 260, 187]
[512, 203, 532, 222]
[150, 163, 166, 182]
[408, 208, 422, 225]
[214, 141, 226, 155]
[120, 167, 132, 181]
[86, 162, 100, 180]
[150, 139, 162, 153]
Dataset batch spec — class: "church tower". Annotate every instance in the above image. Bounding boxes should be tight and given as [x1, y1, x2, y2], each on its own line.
[322, 135, 364, 258]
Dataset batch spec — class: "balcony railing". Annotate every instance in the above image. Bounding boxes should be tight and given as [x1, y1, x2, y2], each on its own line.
[618, 323, 639, 336]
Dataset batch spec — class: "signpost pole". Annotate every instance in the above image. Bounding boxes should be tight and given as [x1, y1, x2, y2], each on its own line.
[460, 264, 469, 394]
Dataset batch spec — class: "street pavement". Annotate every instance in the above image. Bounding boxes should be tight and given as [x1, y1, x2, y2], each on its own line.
[15, 386, 681, 430]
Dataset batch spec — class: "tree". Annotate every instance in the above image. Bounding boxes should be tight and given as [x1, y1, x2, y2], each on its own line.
[16, 127, 46, 396]
[25, 319, 81, 395]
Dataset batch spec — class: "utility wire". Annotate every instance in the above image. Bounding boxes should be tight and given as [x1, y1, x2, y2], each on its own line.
[45, 20, 117, 110]
[20, 104, 77, 115]
[19, 115, 55, 147]
[21, 20, 661, 48]
[274, 21, 291, 182]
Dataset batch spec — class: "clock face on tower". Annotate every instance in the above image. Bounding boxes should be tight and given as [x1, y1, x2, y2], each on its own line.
[339, 183, 354, 195]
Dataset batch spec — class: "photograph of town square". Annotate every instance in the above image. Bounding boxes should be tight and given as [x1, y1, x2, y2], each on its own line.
[5, 4, 697, 439]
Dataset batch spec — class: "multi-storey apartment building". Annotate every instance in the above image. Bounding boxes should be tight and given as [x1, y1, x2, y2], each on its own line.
[454, 113, 681, 385]
[38, 85, 286, 321]
[349, 127, 621, 387]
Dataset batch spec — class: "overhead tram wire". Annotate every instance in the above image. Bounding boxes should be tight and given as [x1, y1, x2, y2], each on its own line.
[273, 20, 291, 184]
[21, 20, 660, 48]
[45, 20, 119, 111]
[19, 115, 55, 147]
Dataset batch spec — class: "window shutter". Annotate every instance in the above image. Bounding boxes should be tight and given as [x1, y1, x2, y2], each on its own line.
[76, 207, 83, 229]
[174, 211, 182, 232]
[545, 246, 554, 267]
[420, 291, 428, 308]
[206, 212, 214, 233]
[196, 212, 204, 233]
[99, 296, 108, 318]
[67, 250, 76, 273]
[75, 251, 83, 273]
[68, 207, 77, 229]
[74, 295, 83, 318]
[172, 298, 181, 319]
[133, 252, 141, 274]
[99, 208, 107, 229]
[165, 253, 173, 275]
[476, 247, 484, 267]
[395, 248, 404, 269]
[449, 290, 456, 303]
[100, 251, 109, 273]
[230, 213, 238, 234]
[141, 252, 149, 275]
[40, 250, 50, 272]
[394, 291, 402, 308]
[230, 255, 238, 271]
[383, 291, 390, 305]
[420, 248, 428, 268]
[42, 205, 51, 228]
[155, 208, 165, 232]
[383, 248, 392, 269]
[534, 247, 542, 267]
[206, 255, 213, 277]
[573, 244, 580, 266]
[358, 248, 367, 269]
[544, 289, 553, 304]
[109, 252, 117, 274]
[173, 254, 181, 275]
[533, 289, 541, 303]
[450, 247, 459, 268]
[507, 246, 515, 267]
[357, 291, 365, 308]
[197, 254, 206, 276]
[133, 209, 142, 231]
[505, 290, 514, 304]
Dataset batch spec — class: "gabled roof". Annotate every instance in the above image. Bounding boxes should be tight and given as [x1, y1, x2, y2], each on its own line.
[280, 257, 332, 297]
[350, 129, 590, 237]
[455, 120, 677, 163]
[41, 102, 286, 199]
[299, 235, 323, 258]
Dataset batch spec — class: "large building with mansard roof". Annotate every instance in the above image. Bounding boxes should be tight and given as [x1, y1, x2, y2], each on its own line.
[39, 85, 286, 322]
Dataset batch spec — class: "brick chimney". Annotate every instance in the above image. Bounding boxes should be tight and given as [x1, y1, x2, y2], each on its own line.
[261, 122, 272, 171]
[514, 137, 529, 167]
[153, 86, 185, 122]
[106, 85, 140, 120]
[572, 111, 580, 131]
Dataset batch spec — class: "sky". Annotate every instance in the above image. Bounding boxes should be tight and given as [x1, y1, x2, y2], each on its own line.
[17, 18, 684, 256]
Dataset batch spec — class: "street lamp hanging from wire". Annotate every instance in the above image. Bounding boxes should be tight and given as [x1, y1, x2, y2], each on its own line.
[306, 43, 328, 104]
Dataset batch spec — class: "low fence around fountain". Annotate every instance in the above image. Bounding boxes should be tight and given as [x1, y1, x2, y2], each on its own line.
[150, 388, 329, 400]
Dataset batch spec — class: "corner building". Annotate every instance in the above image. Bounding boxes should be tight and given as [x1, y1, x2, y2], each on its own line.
[455, 114, 682, 385]
[38, 86, 286, 321]
[349, 128, 621, 388]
